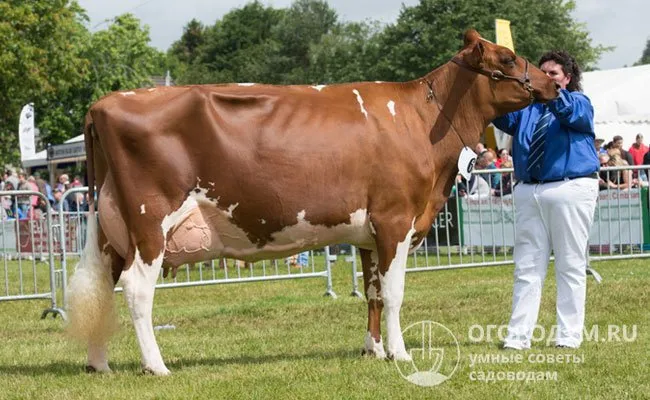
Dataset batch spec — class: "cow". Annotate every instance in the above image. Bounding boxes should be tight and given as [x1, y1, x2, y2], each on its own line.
[65, 29, 557, 375]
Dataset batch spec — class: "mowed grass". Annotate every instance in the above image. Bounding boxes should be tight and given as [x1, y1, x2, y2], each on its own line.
[0, 257, 648, 399]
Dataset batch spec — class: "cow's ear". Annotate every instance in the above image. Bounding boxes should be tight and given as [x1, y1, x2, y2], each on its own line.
[463, 29, 481, 47]
[464, 41, 485, 69]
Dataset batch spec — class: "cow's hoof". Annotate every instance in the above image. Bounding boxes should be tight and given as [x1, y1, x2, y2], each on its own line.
[387, 350, 412, 362]
[85, 364, 112, 373]
[361, 348, 386, 359]
[142, 366, 171, 376]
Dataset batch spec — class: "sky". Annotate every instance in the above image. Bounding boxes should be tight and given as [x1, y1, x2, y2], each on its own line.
[77, 0, 649, 70]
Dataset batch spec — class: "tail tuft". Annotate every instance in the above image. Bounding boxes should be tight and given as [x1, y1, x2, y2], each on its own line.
[65, 214, 118, 345]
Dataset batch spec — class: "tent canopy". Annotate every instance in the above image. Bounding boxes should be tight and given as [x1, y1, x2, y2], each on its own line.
[582, 64, 650, 146]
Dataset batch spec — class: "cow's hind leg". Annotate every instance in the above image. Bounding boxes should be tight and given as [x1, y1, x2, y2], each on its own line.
[375, 217, 415, 361]
[119, 248, 169, 375]
[360, 248, 386, 358]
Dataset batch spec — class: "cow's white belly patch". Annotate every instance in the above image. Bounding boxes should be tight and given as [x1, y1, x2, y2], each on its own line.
[162, 187, 374, 265]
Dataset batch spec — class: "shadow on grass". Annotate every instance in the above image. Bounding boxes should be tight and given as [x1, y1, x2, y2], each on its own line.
[0, 348, 363, 376]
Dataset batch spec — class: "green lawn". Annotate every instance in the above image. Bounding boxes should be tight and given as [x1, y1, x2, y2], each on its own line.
[0, 257, 647, 399]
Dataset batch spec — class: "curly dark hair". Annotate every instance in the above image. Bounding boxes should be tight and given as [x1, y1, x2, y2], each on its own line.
[538, 50, 582, 92]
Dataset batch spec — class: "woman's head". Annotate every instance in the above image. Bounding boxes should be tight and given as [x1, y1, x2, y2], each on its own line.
[538, 50, 582, 92]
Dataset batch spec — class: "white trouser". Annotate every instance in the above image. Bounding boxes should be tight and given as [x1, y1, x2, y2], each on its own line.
[504, 177, 598, 349]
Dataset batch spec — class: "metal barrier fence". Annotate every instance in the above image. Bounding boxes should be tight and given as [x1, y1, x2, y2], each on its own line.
[347, 165, 650, 295]
[54, 189, 337, 308]
[0, 190, 63, 318]
[1, 164, 648, 315]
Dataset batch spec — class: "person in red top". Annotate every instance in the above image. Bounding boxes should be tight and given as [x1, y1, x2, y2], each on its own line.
[628, 133, 649, 166]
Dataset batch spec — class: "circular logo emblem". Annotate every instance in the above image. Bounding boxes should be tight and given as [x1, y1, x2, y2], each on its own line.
[394, 321, 460, 387]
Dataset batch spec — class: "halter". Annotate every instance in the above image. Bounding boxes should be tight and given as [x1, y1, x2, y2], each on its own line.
[421, 57, 535, 148]
[451, 57, 535, 101]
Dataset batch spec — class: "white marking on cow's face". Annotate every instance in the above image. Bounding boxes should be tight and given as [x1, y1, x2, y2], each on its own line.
[121, 91, 136, 96]
[310, 85, 326, 92]
[225, 203, 239, 218]
[209, 182, 215, 186]
[238, 83, 255, 86]
[387, 100, 396, 120]
[140, 204, 146, 215]
[260, 219, 266, 224]
[147, 88, 156, 92]
[352, 89, 369, 120]
[380, 218, 416, 361]
[375, 81, 384, 84]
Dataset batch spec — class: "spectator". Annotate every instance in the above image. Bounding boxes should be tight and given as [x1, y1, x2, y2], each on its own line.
[56, 173, 70, 192]
[628, 133, 648, 166]
[16, 172, 32, 218]
[5, 170, 19, 192]
[475, 142, 486, 155]
[495, 148, 511, 168]
[598, 153, 613, 190]
[641, 149, 650, 184]
[70, 175, 83, 188]
[594, 138, 607, 155]
[52, 189, 70, 212]
[612, 135, 634, 166]
[493, 160, 514, 196]
[482, 150, 501, 189]
[607, 154, 636, 190]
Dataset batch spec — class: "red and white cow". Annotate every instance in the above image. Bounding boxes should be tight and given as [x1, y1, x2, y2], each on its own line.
[66, 30, 557, 375]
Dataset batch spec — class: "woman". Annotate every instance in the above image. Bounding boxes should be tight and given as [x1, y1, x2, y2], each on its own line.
[493, 50, 599, 350]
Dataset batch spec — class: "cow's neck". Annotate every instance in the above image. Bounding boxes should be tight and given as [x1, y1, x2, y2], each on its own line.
[420, 62, 493, 149]
[414, 62, 497, 202]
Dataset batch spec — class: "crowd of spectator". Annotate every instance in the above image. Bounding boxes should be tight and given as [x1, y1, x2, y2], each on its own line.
[455, 132, 650, 199]
[1, 170, 87, 220]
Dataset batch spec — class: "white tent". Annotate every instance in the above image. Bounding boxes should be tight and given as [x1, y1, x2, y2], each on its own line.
[582, 64, 650, 146]
[21, 133, 84, 168]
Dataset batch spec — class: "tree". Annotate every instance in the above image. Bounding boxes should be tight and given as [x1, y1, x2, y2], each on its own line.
[374, 0, 610, 82]
[0, 0, 90, 165]
[307, 21, 384, 83]
[634, 38, 650, 66]
[83, 14, 163, 102]
[270, 0, 338, 83]
[177, 1, 285, 84]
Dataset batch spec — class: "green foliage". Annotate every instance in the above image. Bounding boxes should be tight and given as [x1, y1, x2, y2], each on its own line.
[308, 21, 385, 83]
[374, 0, 610, 81]
[83, 14, 163, 102]
[1, 0, 610, 167]
[0, 0, 89, 165]
[633, 38, 650, 66]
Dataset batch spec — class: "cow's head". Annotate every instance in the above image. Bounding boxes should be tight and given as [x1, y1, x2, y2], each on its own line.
[455, 29, 558, 115]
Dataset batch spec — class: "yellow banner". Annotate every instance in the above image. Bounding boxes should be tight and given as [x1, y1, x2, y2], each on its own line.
[495, 19, 514, 52]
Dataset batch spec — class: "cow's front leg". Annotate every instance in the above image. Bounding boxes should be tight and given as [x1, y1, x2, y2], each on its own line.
[375, 218, 416, 361]
[360, 248, 385, 358]
[119, 248, 170, 375]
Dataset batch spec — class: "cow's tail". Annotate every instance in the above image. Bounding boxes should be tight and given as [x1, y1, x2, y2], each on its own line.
[65, 112, 118, 346]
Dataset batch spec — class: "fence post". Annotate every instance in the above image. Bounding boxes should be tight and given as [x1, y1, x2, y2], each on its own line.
[347, 246, 363, 298]
[323, 246, 337, 298]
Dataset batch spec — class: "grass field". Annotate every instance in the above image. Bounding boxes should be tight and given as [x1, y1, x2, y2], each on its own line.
[0, 257, 648, 399]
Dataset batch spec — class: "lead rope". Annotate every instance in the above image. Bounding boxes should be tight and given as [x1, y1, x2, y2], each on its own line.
[422, 77, 472, 149]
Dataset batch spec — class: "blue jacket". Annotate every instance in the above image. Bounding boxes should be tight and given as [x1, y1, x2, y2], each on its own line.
[493, 89, 599, 183]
